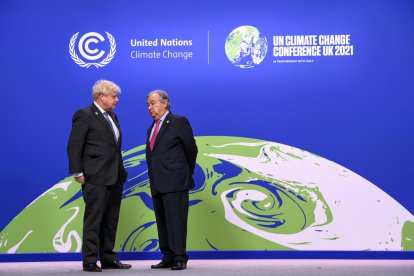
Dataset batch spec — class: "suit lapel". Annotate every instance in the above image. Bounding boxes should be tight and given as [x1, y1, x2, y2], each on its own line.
[108, 111, 122, 145]
[146, 121, 155, 149]
[91, 104, 118, 145]
[152, 112, 172, 151]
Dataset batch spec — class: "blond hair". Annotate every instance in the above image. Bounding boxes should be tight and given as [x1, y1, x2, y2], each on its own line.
[92, 80, 121, 99]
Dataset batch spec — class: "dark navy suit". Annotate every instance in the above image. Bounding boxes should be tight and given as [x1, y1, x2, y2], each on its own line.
[146, 112, 197, 263]
[67, 103, 127, 264]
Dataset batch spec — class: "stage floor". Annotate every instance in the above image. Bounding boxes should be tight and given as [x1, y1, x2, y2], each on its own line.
[0, 259, 413, 275]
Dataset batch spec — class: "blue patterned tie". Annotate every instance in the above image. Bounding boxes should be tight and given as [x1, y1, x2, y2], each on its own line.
[103, 112, 117, 143]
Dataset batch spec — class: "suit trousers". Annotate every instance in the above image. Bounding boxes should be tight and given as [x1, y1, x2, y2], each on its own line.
[152, 190, 189, 263]
[81, 181, 122, 264]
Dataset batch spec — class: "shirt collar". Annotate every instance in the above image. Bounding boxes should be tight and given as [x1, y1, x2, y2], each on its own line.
[94, 101, 106, 114]
[158, 110, 169, 122]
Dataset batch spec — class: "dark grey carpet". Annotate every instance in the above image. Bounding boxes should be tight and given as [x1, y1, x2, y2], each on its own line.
[0, 259, 413, 275]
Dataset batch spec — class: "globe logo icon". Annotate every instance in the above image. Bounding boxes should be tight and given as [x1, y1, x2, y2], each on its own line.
[225, 26, 268, 68]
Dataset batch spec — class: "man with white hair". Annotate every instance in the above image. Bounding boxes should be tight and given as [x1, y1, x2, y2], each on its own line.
[146, 89, 198, 270]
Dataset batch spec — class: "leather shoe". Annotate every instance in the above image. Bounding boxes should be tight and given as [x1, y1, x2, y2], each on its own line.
[151, 260, 172, 269]
[171, 261, 187, 270]
[83, 263, 102, 272]
[101, 260, 132, 269]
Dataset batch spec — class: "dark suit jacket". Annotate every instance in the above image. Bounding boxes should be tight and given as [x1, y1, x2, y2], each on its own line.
[146, 112, 198, 195]
[67, 104, 127, 186]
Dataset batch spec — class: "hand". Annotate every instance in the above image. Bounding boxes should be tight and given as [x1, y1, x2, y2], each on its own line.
[74, 175, 85, 185]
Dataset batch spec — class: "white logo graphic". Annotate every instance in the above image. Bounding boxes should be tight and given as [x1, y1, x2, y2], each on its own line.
[69, 31, 116, 68]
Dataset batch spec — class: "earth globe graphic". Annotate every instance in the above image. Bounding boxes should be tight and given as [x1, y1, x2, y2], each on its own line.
[225, 26, 268, 68]
[0, 136, 413, 254]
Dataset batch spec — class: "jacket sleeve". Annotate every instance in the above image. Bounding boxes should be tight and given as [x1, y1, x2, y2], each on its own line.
[178, 116, 198, 175]
[67, 109, 90, 174]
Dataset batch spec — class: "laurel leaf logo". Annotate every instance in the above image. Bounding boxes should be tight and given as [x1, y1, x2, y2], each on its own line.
[69, 32, 116, 68]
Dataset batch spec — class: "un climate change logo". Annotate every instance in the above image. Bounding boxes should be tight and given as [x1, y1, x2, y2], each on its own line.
[69, 31, 116, 68]
[225, 26, 268, 68]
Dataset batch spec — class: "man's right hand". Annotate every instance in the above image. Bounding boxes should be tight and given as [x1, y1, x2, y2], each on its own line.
[74, 175, 85, 185]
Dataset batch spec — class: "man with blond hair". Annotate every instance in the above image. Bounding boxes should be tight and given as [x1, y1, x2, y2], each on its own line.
[67, 80, 131, 272]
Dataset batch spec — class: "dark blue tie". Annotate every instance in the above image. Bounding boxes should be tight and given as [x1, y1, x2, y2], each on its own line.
[103, 112, 117, 143]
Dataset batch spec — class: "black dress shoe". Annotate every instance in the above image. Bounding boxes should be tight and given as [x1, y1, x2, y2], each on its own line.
[83, 263, 102, 272]
[101, 260, 132, 269]
[151, 260, 172, 269]
[171, 261, 187, 270]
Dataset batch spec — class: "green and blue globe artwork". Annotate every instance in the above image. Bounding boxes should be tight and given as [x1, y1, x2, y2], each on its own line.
[225, 26, 268, 68]
[1, 136, 413, 253]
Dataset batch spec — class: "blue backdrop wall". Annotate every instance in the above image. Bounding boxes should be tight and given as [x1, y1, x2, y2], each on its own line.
[0, 0, 413, 260]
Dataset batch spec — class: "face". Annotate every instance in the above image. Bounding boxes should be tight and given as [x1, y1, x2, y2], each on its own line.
[100, 92, 119, 111]
[147, 93, 168, 120]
